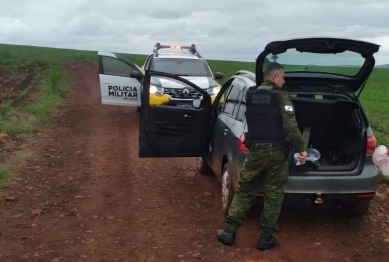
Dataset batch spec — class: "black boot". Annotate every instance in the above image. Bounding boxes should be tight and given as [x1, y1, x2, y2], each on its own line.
[217, 229, 236, 246]
[257, 237, 277, 250]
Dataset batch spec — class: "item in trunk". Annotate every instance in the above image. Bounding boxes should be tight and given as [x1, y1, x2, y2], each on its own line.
[293, 148, 321, 165]
[329, 150, 341, 164]
[291, 97, 364, 171]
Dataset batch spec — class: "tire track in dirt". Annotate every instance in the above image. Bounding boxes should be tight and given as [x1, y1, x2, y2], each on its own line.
[1, 62, 389, 262]
[0, 62, 102, 261]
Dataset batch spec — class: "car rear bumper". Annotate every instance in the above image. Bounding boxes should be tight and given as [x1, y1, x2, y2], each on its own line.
[252, 165, 378, 198]
[279, 191, 376, 205]
[226, 154, 378, 197]
[284, 163, 378, 195]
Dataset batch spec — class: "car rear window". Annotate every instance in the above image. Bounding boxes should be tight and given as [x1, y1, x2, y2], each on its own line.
[263, 49, 366, 76]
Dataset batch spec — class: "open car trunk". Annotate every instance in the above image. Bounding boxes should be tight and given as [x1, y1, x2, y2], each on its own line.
[288, 95, 366, 174]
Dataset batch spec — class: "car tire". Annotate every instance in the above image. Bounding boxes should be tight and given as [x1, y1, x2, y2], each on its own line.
[221, 162, 235, 215]
[197, 157, 213, 175]
[342, 199, 371, 217]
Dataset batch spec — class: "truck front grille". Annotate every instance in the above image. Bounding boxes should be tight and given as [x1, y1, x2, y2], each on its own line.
[164, 88, 202, 99]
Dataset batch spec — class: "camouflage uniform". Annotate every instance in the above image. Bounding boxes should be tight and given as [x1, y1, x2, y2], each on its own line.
[222, 80, 306, 241]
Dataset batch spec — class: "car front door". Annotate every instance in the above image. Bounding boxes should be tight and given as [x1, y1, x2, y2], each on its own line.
[138, 70, 212, 158]
[98, 51, 143, 107]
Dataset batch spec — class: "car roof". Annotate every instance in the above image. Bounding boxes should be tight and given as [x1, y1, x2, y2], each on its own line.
[234, 70, 257, 87]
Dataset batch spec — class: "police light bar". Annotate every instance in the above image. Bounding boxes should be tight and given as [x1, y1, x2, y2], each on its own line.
[155, 43, 197, 51]
[154, 43, 201, 58]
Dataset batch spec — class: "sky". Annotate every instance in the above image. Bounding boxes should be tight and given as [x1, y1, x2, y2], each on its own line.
[0, 0, 388, 65]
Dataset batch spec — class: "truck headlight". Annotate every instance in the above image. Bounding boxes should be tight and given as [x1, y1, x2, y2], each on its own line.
[150, 85, 164, 96]
[207, 86, 220, 96]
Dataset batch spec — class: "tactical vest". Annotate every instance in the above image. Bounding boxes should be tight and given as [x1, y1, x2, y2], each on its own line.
[244, 86, 287, 147]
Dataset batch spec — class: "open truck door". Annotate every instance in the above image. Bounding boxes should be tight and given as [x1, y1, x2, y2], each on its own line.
[98, 51, 143, 107]
[136, 71, 212, 158]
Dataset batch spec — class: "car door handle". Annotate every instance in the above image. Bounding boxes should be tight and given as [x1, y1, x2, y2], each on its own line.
[183, 114, 192, 118]
[223, 128, 228, 135]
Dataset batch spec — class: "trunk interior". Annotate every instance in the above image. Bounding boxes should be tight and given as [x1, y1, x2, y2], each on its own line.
[289, 95, 366, 173]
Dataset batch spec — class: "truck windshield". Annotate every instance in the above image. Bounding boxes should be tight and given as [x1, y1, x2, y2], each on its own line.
[150, 58, 212, 77]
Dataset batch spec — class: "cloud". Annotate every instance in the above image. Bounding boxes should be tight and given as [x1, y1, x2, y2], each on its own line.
[0, 0, 388, 65]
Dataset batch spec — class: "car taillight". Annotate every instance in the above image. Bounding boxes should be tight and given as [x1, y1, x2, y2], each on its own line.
[238, 133, 248, 152]
[366, 135, 376, 155]
[357, 193, 375, 198]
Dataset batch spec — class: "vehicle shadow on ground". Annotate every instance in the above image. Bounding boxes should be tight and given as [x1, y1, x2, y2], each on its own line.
[252, 201, 369, 232]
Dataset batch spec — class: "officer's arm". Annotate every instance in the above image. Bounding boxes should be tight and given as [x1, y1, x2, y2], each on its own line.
[280, 91, 306, 152]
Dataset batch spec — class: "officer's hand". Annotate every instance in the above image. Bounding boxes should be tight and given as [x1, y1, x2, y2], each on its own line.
[298, 151, 307, 163]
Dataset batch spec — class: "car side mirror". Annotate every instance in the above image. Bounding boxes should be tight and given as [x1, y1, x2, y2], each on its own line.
[192, 99, 202, 109]
[130, 71, 143, 80]
[213, 72, 224, 80]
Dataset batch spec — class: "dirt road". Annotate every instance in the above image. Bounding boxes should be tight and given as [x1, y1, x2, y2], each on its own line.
[1, 62, 389, 262]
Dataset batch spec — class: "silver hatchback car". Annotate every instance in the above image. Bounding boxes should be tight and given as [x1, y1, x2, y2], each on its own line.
[197, 37, 380, 217]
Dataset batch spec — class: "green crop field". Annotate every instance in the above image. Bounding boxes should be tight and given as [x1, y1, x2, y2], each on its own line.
[0, 43, 388, 143]
[0, 42, 388, 185]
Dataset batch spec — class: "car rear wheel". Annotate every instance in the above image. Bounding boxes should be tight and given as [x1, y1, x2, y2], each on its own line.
[197, 157, 213, 175]
[221, 162, 234, 215]
[342, 199, 371, 217]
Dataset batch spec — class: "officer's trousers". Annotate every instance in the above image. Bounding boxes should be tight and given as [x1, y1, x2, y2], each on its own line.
[224, 143, 289, 240]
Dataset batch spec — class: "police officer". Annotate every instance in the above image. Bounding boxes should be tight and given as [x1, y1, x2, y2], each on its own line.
[217, 62, 307, 250]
